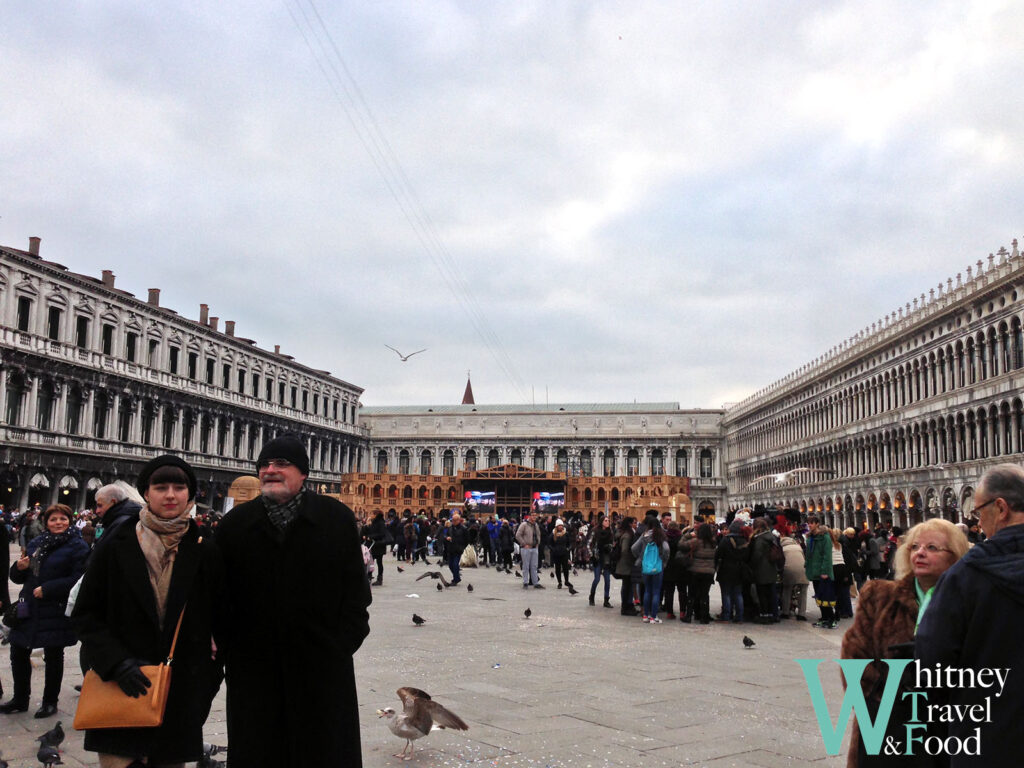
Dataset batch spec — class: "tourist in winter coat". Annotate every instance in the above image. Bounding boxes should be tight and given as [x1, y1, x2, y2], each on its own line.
[748, 519, 779, 623]
[72, 455, 225, 765]
[497, 518, 515, 570]
[1, 503, 88, 717]
[780, 530, 809, 620]
[715, 520, 751, 623]
[549, 520, 572, 588]
[859, 531, 882, 579]
[661, 523, 688, 619]
[366, 511, 389, 586]
[841, 519, 967, 767]
[804, 515, 836, 627]
[685, 524, 717, 624]
[631, 518, 670, 623]
[588, 516, 614, 607]
[613, 518, 637, 615]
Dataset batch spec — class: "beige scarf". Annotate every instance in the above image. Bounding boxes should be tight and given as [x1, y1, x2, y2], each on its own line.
[137, 503, 193, 628]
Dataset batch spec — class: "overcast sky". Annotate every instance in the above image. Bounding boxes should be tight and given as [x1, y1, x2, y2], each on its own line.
[3, 1, 1022, 408]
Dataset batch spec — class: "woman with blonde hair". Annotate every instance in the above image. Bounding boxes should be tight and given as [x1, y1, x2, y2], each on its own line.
[839, 519, 969, 766]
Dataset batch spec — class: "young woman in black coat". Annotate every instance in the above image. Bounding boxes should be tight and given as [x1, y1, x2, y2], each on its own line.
[72, 456, 224, 767]
[1, 503, 88, 717]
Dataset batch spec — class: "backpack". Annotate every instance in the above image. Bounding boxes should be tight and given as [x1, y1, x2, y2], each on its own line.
[768, 536, 785, 568]
[641, 541, 663, 575]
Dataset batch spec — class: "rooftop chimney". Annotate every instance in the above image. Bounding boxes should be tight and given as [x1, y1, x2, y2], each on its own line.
[225, 320, 235, 337]
[199, 304, 209, 325]
[209, 316, 219, 332]
[101, 270, 115, 289]
[147, 288, 160, 306]
[274, 345, 280, 354]
[28, 237, 40, 255]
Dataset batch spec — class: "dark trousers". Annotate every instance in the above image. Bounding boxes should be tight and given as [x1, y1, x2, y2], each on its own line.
[10, 643, 64, 705]
[447, 552, 462, 584]
[590, 561, 611, 599]
[553, 555, 571, 586]
[689, 572, 714, 622]
[756, 582, 779, 620]
[619, 575, 636, 614]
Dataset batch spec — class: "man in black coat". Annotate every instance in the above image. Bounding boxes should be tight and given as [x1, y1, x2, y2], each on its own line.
[445, 513, 468, 585]
[216, 435, 372, 768]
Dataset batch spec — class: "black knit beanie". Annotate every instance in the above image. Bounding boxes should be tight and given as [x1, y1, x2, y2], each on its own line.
[137, 454, 198, 500]
[256, 434, 310, 475]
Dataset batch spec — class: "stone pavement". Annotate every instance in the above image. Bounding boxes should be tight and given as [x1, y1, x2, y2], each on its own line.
[2, 547, 850, 767]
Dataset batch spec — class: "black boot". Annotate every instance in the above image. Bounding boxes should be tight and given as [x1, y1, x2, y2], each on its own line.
[588, 589, 596, 606]
[603, 597, 612, 608]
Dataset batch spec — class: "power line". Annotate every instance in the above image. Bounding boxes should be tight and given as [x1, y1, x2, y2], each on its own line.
[285, 0, 530, 401]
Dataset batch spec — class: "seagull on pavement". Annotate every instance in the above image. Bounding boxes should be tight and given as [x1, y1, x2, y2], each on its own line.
[377, 687, 469, 760]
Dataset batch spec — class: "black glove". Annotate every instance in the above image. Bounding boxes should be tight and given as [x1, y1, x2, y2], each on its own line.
[113, 659, 152, 698]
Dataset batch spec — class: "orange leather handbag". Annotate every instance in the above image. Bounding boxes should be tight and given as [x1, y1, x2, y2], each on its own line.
[73, 608, 185, 730]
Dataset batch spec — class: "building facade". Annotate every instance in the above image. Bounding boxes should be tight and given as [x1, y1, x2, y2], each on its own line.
[344, 403, 727, 519]
[724, 238, 1024, 530]
[0, 238, 366, 512]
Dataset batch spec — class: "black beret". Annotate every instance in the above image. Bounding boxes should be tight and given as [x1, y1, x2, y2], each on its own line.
[137, 454, 197, 501]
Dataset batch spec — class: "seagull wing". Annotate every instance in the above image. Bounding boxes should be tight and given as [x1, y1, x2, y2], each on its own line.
[423, 699, 469, 731]
[397, 687, 435, 736]
[437, 572, 450, 587]
[384, 344, 403, 357]
[405, 348, 427, 359]
[415, 572, 431, 582]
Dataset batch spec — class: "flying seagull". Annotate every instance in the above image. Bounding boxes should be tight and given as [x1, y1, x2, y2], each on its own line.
[377, 686, 469, 760]
[385, 345, 427, 362]
[415, 571, 450, 587]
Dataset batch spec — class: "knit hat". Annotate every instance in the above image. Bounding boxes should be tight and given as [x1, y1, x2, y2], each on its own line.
[137, 454, 197, 501]
[256, 434, 310, 475]
[729, 519, 746, 534]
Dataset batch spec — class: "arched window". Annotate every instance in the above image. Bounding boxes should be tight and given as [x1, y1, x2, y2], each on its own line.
[488, 448, 500, 468]
[603, 449, 615, 477]
[420, 449, 432, 475]
[402, 485, 413, 499]
[675, 449, 688, 477]
[398, 449, 410, 475]
[700, 448, 713, 478]
[650, 449, 664, 475]
[510, 448, 523, 465]
[626, 449, 639, 476]
[432, 486, 442, 500]
[464, 449, 477, 472]
[372, 484, 383, 499]
[611, 488, 620, 501]
[533, 449, 545, 471]
[580, 449, 593, 477]
[442, 449, 455, 476]
[376, 450, 388, 474]
[36, 380, 56, 431]
[556, 449, 568, 473]
[4, 373, 26, 426]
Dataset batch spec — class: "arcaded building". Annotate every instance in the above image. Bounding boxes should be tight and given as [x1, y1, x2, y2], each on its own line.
[0, 238, 366, 512]
[724, 238, 1024, 530]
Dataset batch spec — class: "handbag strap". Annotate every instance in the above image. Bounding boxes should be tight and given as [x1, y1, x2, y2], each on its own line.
[165, 604, 187, 666]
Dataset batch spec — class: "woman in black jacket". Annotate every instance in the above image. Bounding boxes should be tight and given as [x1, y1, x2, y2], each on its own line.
[72, 455, 224, 766]
[366, 511, 389, 586]
[613, 518, 637, 616]
[1, 503, 88, 717]
[588, 516, 614, 607]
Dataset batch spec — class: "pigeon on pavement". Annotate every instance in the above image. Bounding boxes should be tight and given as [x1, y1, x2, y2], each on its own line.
[524, 608, 532, 619]
[466, 584, 473, 592]
[743, 635, 756, 649]
[37, 746, 62, 768]
[412, 614, 426, 626]
[36, 721, 64, 748]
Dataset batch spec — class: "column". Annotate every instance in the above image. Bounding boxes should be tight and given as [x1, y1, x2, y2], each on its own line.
[81, 388, 95, 437]
[26, 376, 40, 428]
[130, 399, 143, 444]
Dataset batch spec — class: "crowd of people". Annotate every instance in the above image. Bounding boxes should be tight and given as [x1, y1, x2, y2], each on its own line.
[4, 460, 1022, 767]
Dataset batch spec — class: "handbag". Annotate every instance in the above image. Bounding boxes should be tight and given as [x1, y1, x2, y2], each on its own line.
[73, 606, 186, 730]
[2, 597, 27, 629]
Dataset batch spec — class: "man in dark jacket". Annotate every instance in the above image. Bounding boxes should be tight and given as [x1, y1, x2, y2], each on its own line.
[445, 513, 469, 585]
[93, 484, 143, 549]
[216, 435, 372, 768]
[916, 463, 1024, 767]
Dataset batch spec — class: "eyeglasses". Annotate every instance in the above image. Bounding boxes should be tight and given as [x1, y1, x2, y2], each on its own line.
[972, 497, 998, 515]
[909, 543, 951, 554]
[259, 459, 293, 470]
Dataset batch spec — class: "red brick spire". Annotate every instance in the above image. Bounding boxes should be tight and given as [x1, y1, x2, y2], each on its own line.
[461, 373, 475, 405]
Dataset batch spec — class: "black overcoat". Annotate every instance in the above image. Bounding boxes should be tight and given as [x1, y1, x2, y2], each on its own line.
[72, 520, 224, 762]
[216, 493, 372, 768]
[9, 532, 89, 648]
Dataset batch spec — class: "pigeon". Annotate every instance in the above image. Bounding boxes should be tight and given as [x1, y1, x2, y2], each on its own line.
[37, 746, 62, 768]
[36, 721, 64, 748]
[572, 569, 579, 576]
[743, 635, 756, 649]
[514, 570, 522, 578]
[415, 571, 450, 587]
[397, 566, 405, 573]
[549, 572, 555, 579]
[524, 608, 532, 619]
[412, 614, 426, 627]
[466, 584, 473, 592]
[436, 583, 443, 592]
[567, 585, 578, 596]
[377, 686, 469, 759]
[201, 743, 227, 757]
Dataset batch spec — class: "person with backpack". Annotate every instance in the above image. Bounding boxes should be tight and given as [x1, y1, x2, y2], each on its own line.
[715, 519, 751, 623]
[749, 517, 782, 624]
[630, 517, 670, 624]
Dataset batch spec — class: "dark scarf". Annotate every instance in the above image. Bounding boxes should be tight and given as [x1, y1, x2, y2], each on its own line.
[30, 528, 79, 576]
[262, 486, 306, 532]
